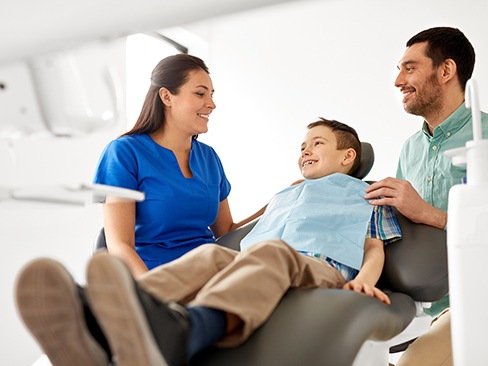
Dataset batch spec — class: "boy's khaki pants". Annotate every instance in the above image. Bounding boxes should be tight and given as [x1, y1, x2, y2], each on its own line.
[137, 239, 345, 346]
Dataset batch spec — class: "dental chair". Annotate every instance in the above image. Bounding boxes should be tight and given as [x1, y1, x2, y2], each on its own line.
[94, 142, 448, 366]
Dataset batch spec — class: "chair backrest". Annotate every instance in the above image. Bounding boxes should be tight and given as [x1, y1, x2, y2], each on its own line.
[380, 208, 448, 302]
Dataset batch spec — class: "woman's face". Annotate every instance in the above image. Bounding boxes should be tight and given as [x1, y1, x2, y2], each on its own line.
[163, 68, 216, 136]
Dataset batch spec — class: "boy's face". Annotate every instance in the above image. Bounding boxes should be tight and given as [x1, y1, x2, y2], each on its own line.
[299, 126, 354, 179]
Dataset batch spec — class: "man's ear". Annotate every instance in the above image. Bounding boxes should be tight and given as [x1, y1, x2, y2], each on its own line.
[439, 58, 457, 85]
[159, 87, 172, 106]
[342, 148, 357, 167]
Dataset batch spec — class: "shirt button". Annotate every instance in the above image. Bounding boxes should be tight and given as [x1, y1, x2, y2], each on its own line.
[432, 145, 438, 151]
[447, 132, 452, 137]
[427, 176, 432, 182]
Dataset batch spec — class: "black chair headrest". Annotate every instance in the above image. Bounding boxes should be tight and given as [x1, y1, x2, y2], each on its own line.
[353, 142, 374, 180]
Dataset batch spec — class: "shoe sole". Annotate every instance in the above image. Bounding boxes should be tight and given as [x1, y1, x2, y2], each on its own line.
[15, 258, 108, 366]
[86, 253, 167, 366]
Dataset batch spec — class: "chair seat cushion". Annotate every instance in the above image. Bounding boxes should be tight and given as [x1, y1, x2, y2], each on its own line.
[192, 289, 416, 366]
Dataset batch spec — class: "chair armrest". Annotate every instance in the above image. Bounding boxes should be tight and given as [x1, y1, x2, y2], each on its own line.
[215, 220, 258, 251]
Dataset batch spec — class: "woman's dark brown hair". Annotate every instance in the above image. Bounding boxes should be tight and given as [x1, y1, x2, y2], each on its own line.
[123, 54, 209, 136]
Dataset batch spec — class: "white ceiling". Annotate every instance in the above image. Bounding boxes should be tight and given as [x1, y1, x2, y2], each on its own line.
[0, 0, 298, 65]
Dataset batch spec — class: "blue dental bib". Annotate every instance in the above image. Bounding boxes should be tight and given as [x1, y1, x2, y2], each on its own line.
[240, 173, 373, 270]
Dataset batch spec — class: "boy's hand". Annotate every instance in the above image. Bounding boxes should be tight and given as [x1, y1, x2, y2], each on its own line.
[343, 279, 391, 305]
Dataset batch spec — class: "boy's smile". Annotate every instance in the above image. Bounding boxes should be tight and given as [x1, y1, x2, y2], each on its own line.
[301, 159, 317, 167]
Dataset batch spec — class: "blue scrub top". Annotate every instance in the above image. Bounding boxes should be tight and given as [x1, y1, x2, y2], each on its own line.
[94, 134, 231, 269]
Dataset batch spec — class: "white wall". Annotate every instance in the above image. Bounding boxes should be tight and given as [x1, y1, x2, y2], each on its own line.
[2, 0, 488, 364]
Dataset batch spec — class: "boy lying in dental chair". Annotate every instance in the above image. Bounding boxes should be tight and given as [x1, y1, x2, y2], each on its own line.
[16, 118, 401, 366]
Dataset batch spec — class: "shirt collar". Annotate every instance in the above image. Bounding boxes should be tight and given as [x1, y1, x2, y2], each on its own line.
[422, 102, 471, 139]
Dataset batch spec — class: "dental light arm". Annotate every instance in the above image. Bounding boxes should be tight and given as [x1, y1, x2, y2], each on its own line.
[0, 184, 144, 206]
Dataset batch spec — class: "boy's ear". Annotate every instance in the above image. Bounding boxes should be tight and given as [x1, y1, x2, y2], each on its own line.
[342, 148, 357, 167]
[159, 87, 172, 106]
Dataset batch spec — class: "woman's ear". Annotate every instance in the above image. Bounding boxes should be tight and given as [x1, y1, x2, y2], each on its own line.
[342, 148, 357, 167]
[159, 87, 172, 106]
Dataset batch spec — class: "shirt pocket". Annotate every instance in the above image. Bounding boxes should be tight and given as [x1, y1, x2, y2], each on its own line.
[435, 165, 466, 211]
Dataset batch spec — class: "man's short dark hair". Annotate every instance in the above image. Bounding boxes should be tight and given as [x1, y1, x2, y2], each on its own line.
[407, 27, 475, 91]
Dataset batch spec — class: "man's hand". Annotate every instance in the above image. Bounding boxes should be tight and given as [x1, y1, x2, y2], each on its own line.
[364, 177, 426, 221]
[364, 177, 447, 229]
[343, 279, 391, 305]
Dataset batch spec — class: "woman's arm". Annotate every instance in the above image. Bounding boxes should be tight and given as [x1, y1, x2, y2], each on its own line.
[342, 238, 390, 304]
[103, 196, 149, 277]
[210, 198, 266, 239]
[210, 179, 303, 239]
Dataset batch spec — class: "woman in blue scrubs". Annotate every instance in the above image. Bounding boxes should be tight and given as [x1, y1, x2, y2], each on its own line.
[94, 54, 262, 276]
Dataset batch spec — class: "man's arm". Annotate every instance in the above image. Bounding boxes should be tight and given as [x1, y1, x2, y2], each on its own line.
[364, 177, 447, 230]
[343, 238, 390, 304]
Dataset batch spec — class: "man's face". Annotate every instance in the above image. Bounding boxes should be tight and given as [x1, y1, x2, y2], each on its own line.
[394, 42, 443, 119]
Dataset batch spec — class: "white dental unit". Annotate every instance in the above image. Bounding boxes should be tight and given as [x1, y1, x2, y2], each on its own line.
[446, 79, 488, 365]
